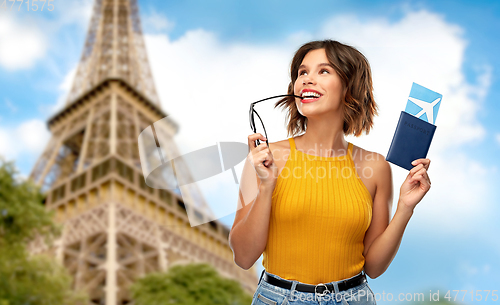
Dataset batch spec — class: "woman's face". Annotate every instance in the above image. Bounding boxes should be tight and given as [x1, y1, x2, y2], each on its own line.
[293, 48, 346, 118]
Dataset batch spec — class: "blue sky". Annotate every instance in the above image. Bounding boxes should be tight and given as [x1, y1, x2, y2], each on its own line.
[1, 0, 500, 304]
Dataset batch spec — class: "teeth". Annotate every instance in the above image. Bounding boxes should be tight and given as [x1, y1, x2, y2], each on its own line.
[301, 91, 321, 98]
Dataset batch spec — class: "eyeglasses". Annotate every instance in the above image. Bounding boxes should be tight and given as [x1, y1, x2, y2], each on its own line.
[249, 94, 302, 147]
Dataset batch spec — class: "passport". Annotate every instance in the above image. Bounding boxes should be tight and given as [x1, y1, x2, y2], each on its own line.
[386, 83, 442, 171]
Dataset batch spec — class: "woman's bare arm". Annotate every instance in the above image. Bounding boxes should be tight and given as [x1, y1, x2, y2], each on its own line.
[363, 157, 431, 278]
[229, 182, 274, 270]
[228, 141, 277, 270]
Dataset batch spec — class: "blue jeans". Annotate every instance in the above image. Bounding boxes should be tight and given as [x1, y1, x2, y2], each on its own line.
[251, 270, 377, 305]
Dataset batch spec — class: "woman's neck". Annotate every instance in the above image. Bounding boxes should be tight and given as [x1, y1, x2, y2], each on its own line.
[295, 118, 347, 158]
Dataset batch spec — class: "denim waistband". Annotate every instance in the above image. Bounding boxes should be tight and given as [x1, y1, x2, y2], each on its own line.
[257, 270, 365, 296]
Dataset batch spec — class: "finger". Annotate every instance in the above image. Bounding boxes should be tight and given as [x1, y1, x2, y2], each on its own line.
[412, 173, 431, 191]
[249, 133, 266, 139]
[422, 169, 431, 186]
[248, 133, 267, 149]
[255, 145, 273, 164]
[262, 154, 274, 167]
[413, 167, 427, 178]
[409, 164, 424, 176]
[251, 138, 268, 152]
[411, 158, 431, 171]
[262, 146, 274, 162]
[409, 172, 423, 184]
[412, 159, 430, 168]
[256, 142, 270, 153]
[259, 151, 269, 166]
[249, 145, 270, 164]
[409, 169, 430, 188]
[409, 163, 424, 177]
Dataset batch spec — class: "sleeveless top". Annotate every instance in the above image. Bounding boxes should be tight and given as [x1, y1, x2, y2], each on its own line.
[262, 137, 373, 284]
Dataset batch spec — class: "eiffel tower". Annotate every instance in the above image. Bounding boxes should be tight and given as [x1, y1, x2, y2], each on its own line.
[29, 0, 258, 303]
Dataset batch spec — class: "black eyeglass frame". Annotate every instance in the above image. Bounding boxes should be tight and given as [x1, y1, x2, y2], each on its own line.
[249, 94, 302, 148]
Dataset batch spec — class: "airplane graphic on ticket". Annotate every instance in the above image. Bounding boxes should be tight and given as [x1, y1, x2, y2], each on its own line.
[404, 82, 442, 125]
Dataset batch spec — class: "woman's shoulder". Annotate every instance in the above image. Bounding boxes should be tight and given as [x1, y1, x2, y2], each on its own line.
[270, 138, 291, 148]
[267, 138, 292, 158]
[351, 143, 391, 182]
[351, 143, 385, 164]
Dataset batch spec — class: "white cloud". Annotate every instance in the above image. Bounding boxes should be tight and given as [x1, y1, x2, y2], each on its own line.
[457, 260, 492, 291]
[0, 119, 50, 161]
[0, 14, 47, 70]
[17, 120, 50, 152]
[143, 11, 175, 33]
[409, 153, 491, 234]
[144, 10, 493, 233]
[0, 129, 11, 158]
[50, 65, 78, 114]
[53, 0, 93, 29]
[459, 261, 491, 276]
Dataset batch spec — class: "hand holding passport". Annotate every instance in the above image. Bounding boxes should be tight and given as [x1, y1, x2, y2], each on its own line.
[386, 83, 442, 170]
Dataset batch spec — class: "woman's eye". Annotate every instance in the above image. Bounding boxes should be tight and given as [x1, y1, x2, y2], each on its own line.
[320, 69, 329, 74]
[299, 70, 307, 76]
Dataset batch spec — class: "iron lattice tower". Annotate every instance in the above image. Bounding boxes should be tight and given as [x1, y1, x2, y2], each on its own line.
[29, 0, 258, 303]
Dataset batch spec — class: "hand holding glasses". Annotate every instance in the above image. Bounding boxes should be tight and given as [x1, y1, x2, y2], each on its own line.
[249, 94, 302, 166]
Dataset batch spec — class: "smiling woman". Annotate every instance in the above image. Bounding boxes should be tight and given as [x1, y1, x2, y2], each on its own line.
[279, 40, 377, 138]
[228, 39, 432, 305]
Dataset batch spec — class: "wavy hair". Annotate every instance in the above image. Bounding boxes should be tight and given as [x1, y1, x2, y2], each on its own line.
[275, 40, 378, 137]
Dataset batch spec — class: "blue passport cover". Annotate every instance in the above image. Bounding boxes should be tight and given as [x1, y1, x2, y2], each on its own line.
[386, 111, 437, 171]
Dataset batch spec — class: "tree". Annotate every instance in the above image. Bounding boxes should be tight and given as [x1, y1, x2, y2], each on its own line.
[0, 158, 88, 305]
[0, 159, 58, 245]
[130, 262, 253, 305]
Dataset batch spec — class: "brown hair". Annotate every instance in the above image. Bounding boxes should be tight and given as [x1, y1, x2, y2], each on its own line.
[275, 40, 378, 137]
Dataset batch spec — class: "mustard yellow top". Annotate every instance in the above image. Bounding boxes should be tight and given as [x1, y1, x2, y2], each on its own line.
[262, 137, 373, 284]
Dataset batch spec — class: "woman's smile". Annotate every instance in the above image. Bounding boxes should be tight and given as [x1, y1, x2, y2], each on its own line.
[300, 89, 323, 103]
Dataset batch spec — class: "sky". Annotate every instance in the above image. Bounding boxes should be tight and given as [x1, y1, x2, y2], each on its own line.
[1, 0, 500, 303]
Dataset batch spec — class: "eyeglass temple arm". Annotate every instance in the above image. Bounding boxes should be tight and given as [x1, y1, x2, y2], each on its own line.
[252, 109, 268, 147]
[251, 94, 303, 106]
[250, 94, 302, 147]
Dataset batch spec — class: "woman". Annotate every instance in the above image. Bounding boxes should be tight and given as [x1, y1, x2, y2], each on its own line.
[228, 40, 431, 305]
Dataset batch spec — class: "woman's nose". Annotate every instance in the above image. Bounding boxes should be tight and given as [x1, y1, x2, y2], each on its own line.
[302, 74, 316, 85]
